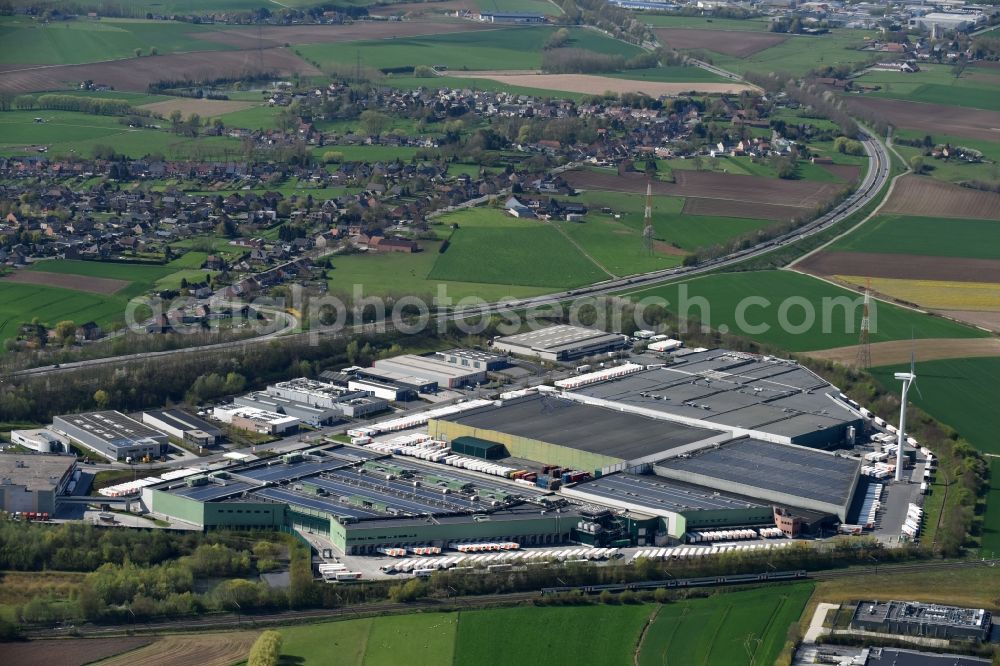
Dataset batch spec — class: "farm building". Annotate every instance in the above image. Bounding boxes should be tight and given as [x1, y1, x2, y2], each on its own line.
[10, 428, 70, 454]
[142, 409, 223, 448]
[853, 601, 993, 642]
[51, 411, 169, 461]
[0, 453, 77, 515]
[491, 324, 630, 362]
[372, 354, 487, 389]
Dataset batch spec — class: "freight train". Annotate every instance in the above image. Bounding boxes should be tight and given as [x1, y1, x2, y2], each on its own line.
[539, 570, 808, 595]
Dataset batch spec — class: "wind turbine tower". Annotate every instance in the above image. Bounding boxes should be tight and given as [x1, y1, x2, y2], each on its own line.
[642, 179, 654, 255]
[893, 355, 917, 482]
[857, 282, 872, 369]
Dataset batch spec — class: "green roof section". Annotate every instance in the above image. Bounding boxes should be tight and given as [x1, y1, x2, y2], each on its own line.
[452, 436, 508, 460]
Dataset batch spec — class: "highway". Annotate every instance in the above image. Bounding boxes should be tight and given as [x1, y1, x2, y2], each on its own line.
[7, 133, 891, 380]
[18, 556, 993, 639]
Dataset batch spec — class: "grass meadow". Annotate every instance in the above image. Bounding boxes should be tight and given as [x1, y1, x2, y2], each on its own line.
[696, 30, 878, 77]
[856, 64, 1000, 112]
[829, 214, 1000, 260]
[625, 270, 986, 352]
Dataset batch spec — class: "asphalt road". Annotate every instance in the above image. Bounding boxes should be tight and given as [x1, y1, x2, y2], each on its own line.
[7, 134, 890, 381]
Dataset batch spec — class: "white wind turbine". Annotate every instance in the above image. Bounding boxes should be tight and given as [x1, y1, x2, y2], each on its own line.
[893, 351, 921, 482]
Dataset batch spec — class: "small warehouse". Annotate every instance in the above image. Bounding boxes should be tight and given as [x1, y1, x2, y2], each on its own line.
[52, 411, 169, 461]
[451, 436, 508, 460]
[372, 354, 486, 389]
[491, 324, 629, 362]
[0, 453, 76, 515]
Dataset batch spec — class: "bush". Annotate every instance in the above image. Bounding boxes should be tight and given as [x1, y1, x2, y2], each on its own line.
[414, 65, 437, 78]
[248, 630, 283, 666]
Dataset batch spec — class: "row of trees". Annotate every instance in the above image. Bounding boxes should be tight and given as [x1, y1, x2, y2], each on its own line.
[3, 93, 150, 117]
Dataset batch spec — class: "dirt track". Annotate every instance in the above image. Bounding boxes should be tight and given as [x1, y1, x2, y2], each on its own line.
[798, 251, 1000, 284]
[881, 175, 1000, 221]
[458, 72, 756, 96]
[933, 310, 1000, 333]
[845, 97, 1000, 143]
[2, 270, 128, 294]
[0, 48, 321, 94]
[565, 168, 844, 209]
[804, 337, 1000, 366]
[653, 28, 787, 57]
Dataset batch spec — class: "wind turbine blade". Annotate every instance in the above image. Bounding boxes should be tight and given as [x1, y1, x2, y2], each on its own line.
[913, 378, 923, 400]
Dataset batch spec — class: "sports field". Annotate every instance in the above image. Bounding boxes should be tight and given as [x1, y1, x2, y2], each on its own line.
[271, 586, 812, 665]
[625, 270, 985, 352]
[296, 26, 642, 72]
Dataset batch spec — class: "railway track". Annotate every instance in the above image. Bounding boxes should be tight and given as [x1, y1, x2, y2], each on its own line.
[20, 557, 993, 639]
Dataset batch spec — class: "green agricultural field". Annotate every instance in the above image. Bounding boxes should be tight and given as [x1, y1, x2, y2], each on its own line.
[28, 259, 175, 298]
[327, 238, 551, 301]
[869, 357, 1000, 456]
[296, 26, 642, 73]
[625, 270, 985, 352]
[829, 214, 1000, 260]
[0, 282, 130, 350]
[0, 110, 245, 161]
[0, 16, 234, 65]
[570, 188, 777, 251]
[893, 129, 1000, 163]
[314, 144, 425, 163]
[455, 604, 652, 666]
[639, 584, 812, 666]
[475, 0, 563, 14]
[216, 104, 283, 131]
[553, 218, 682, 276]
[428, 208, 608, 289]
[983, 458, 1000, 557]
[272, 587, 811, 665]
[890, 143, 1000, 185]
[857, 65, 1000, 112]
[694, 30, 877, 77]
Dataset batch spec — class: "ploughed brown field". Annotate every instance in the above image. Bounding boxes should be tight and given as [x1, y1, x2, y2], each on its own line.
[195, 18, 496, 49]
[881, 175, 1000, 221]
[0, 48, 320, 94]
[804, 337, 1000, 366]
[681, 196, 806, 221]
[458, 72, 756, 96]
[653, 28, 788, 57]
[565, 168, 844, 210]
[96, 632, 261, 666]
[2, 270, 128, 295]
[797, 250, 1000, 284]
[933, 310, 1000, 333]
[0, 637, 154, 666]
[845, 97, 1000, 143]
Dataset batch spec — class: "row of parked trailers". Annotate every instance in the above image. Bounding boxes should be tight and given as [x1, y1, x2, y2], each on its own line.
[348, 399, 495, 438]
[630, 541, 791, 562]
[317, 562, 364, 581]
[687, 528, 770, 543]
[903, 503, 923, 540]
[380, 548, 621, 574]
[361, 434, 521, 480]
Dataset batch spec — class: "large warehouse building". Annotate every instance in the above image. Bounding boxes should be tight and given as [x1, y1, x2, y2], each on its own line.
[143, 445, 582, 554]
[492, 324, 629, 361]
[372, 354, 487, 389]
[0, 453, 76, 515]
[52, 411, 169, 461]
[570, 348, 863, 448]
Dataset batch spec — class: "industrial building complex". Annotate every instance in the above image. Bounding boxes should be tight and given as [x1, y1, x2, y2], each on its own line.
[0, 453, 77, 515]
[853, 601, 993, 642]
[491, 324, 630, 361]
[51, 411, 169, 461]
[134, 346, 884, 554]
